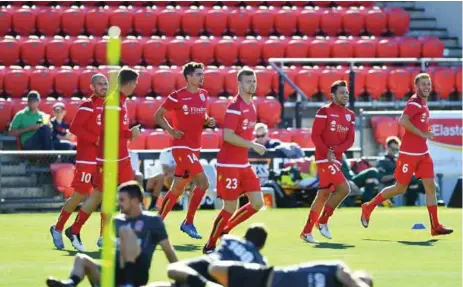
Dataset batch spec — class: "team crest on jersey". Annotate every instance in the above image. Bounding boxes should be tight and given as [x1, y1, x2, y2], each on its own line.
[420, 112, 427, 122]
[330, 120, 336, 132]
[182, 105, 189, 115]
[134, 220, 144, 232]
[200, 93, 206, 102]
[345, 114, 351, 122]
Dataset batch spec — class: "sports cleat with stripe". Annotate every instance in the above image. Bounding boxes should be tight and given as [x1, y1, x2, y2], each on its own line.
[202, 244, 215, 255]
[65, 227, 85, 252]
[300, 232, 318, 244]
[180, 220, 202, 239]
[50, 225, 65, 250]
[318, 223, 332, 240]
[431, 225, 453, 236]
[360, 203, 372, 228]
[46, 277, 74, 287]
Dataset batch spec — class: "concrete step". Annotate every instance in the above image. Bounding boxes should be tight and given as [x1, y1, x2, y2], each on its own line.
[409, 18, 438, 29]
[0, 174, 38, 187]
[408, 28, 449, 38]
[404, 8, 426, 18]
[445, 47, 463, 58]
[0, 163, 27, 176]
[0, 185, 55, 198]
[440, 37, 460, 48]
[0, 196, 66, 213]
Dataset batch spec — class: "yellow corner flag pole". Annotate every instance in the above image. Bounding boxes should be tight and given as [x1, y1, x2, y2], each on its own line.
[101, 26, 121, 287]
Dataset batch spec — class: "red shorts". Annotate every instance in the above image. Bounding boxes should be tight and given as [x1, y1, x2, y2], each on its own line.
[317, 161, 347, 190]
[216, 165, 261, 200]
[172, 148, 204, 178]
[94, 158, 134, 192]
[394, 152, 434, 185]
[71, 163, 96, 195]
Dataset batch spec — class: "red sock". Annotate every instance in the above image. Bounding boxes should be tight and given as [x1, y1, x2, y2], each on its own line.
[159, 191, 179, 220]
[368, 193, 385, 210]
[206, 210, 232, 249]
[71, 210, 90, 234]
[302, 210, 319, 234]
[223, 204, 258, 233]
[427, 205, 440, 229]
[55, 210, 71, 232]
[318, 205, 335, 225]
[185, 187, 206, 225]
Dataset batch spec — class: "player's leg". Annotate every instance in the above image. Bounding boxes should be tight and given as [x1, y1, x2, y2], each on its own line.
[117, 225, 146, 286]
[204, 199, 237, 252]
[46, 253, 101, 287]
[352, 168, 380, 202]
[301, 187, 331, 243]
[158, 176, 189, 219]
[208, 261, 272, 287]
[167, 261, 212, 287]
[317, 180, 350, 239]
[146, 174, 164, 210]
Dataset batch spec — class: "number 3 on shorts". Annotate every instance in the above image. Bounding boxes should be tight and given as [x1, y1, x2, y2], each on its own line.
[402, 164, 409, 173]
[226, 178, 238, 189]
[328, 164, 340, 175]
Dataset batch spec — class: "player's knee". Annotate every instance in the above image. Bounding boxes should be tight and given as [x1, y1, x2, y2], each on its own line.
[394, 183, 408, 194]
[223, 201, 238, 213]
[250, 197, 264, 211]
[198, 179, 209, 191]
[166, 262, 182, 280]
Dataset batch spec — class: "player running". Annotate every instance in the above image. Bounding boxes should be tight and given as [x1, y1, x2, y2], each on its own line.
[301, 80, 355, 243]
[49, 74, 107, 250]
[154, 62, 215, 239]
[203, 68, 266, 254]
[361, 73, 453, 236]
[65, 68, 141, 252]
[208, 260, 372, 287]
[46, 181, 178, 287]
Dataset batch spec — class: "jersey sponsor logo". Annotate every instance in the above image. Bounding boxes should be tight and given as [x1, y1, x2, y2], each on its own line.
[420, 112, 428, 123]
[345, 114, 351, 122]
[330, 120, 349, 133]
[242, 119, 256, 130]
[182, 105, 190, 115]
[134, 220, 144, 232]
[182, 105, 207, 115]
[330, 120, 336, 131]
[97, 114, 102, 126]
[200, 93, 206, 101]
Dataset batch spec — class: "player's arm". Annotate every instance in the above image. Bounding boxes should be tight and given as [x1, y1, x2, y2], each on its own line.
[336, 265, 371, 287]
[159, 238, 178, 263]
[311, 108, 330, 155]
[69, 106, 99, 144]
[399, 102, 432, 139]
[332, 114, 356, 154]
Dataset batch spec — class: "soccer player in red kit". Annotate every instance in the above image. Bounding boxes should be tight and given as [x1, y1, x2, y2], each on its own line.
[300, 80, 355, 243]
[154, 62, 215, 239]
[361, 73, 453, 236]
[65, 68, 141, 252]
[203, 68, 266, 253]
[49, 74, 108, 250]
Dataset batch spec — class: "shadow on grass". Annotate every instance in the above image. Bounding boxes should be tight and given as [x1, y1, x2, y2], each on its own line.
[313, 242, 355, 249]
[363, 238, 439, 247]
[173, 244, 202, 252]
[63, 249, 101, 259]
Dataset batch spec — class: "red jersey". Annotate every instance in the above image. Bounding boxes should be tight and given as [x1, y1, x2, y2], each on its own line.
[161, 87, 208, 150]
[400, 95, 430, 155]
[69, 95, 105, 165]
[217, 95, 257, 167]
[97, 92, 132, 162]
[312, 102, 356, 162]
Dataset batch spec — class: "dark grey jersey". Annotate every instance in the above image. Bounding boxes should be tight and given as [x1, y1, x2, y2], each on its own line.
[272, 261, 343, 287]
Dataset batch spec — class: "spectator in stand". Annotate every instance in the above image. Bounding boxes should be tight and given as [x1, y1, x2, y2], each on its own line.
[8, 91, 53, 150]
[51, 102, 76, 150]
[254, 123, 303, 159]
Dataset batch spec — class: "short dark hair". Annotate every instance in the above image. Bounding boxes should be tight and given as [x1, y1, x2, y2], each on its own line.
[118, 181, 143, 202]
[183, 62, 204, 80]
[385, 136, 401, 147]
[244, 224, 267, 250]
[27, 90, 40, 102]
[330, 80, 347, 94]
[237, 67, 256, 82]
[118, 68, 139, 86]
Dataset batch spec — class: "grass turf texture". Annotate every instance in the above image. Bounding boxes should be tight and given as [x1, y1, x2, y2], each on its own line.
[0, 207, 461, 287]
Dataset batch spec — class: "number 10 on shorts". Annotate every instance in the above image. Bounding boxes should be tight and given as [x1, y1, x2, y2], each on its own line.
[81, 172, 92, 183]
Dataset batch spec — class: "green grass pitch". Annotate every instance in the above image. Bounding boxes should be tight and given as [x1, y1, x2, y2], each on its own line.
[0, 207, 461, 287]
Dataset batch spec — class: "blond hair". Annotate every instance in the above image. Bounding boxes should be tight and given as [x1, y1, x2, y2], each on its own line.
[414, 73, 431, 85]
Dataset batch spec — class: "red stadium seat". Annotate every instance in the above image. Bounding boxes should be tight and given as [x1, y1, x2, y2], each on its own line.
[275, 7, 298, 36]
[398, 37, 421, 58]
[228, 7, 253, 36]
[191, 37, 216, 65]
[38, 98, 58, 115]
[136, 97, 162, 128]
[152, 68, 176, 97]
[255, 96, 281, 128]
[134, 6, 157, 36]
[272, 67, 298, 99]
[207, 97, 229, 127]
[181, 7, 206, 36]
[62, 98, 83, 123]
[321, 8, 343, 36]
[268, 128, 291, 142]
[419, 36, 444, 58]
[366, 68, 388, 99]
[20, 36, 46, 66]
[61, 7, 86, 36]
[319, 68, 344, 96]
[376, 38, 399, 58]
[224, 68, 239, 96]
[456, 68, 462, 93]
[432, 68, 455, 99]
[109, 7, 134, 36]
[12, 6, 37, 36]
[354, 37, 376, 58]
[312, 1, 331, 7]
[205, 7, 228, 36]
[37, 6, 62, 36]
[0, 99, 13, 132]
[285, 37, 309, 58]
[385, 7, 409, 36]
[296, 67, 320, 98]
[45, 36, 70, 66]
[262, 37, 286, 63]
[309, 37, 332, 58]
[215, 36, 239, 66]
[85, 7, 110, 37]
[128, 130, 147, 150]
[146, 129, 172, 150]
[78, 67, 99, 96]
[331, 37, 354, 58]
[54, 67, 80, 98]
[4, 67, 29, 98]
[126, 98, 137, 126]
[121, 37, 144, 66]
[201, 130, 220, 149]
[337, 1, 356, 8]
[387, 68, 410, 99]
[291, 128, 314, 148]
[70, 36, 96, 66]
[167, 37, 192, 66]
[175, 68, 187, 90]
[341, 8, 365, 36]
[0, 36, 20, 66]
[297, 8, 321, 36]
[371, 116, 399, 145]
[343, 67, 367, 97]
[0, 67, 4, 94]
[252, 7, 276, 36]
[158, 7, 182, 36]
[10, 98, 28, 117]
[254, 68, 274, 97]
[132, 68, 153, 98]
[143, 36, 167, 66]
[364, 8, 387, 36]
[357, 1, 375, 7]
[203, 68, 225, 97]
[239, 37, 263, 66]
[50, 163, 75, 198]
[94, 37, 109, 65]
[0, 6, 12, 36]
[29, 67, 55, 98]
[406, 67, 421, 91]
